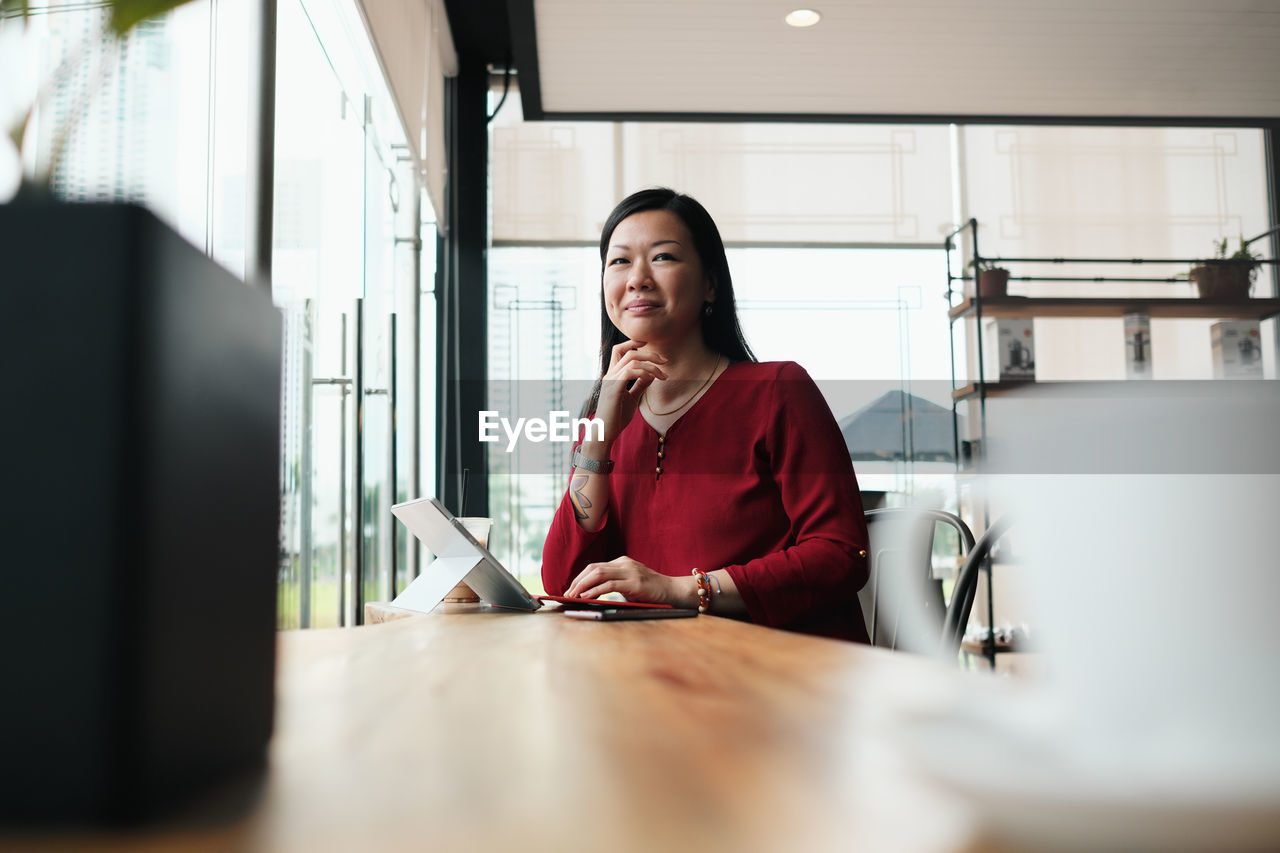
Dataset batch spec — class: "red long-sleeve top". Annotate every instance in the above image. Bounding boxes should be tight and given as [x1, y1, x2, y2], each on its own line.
[541, 361, 870, 642]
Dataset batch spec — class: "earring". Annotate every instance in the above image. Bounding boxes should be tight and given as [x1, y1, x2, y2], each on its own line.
[704, 303, 714, 317]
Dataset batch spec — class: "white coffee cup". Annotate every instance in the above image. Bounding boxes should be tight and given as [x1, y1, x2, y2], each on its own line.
[444, 517, 491, 602]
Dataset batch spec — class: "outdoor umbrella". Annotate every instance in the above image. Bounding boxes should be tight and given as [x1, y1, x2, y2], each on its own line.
[839, 389, 958, 463]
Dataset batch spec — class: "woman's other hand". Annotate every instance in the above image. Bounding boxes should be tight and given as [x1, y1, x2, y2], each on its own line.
[563, 556, 695, 608]
[592, 340, 668, 446]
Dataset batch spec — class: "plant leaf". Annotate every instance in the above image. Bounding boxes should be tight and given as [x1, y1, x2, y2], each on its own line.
[0, 0, 31, 25]
[7, 107, 32, 153]
[108, 0, 197, 35]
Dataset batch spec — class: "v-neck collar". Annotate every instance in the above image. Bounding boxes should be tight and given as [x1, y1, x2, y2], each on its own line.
[638, 359, 740, 438]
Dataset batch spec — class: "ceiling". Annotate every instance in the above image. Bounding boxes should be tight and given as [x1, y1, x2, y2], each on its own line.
[456, 0, 1280, 124]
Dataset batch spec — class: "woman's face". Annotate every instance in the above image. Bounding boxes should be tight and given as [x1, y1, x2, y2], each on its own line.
[602, 209, 715, 348]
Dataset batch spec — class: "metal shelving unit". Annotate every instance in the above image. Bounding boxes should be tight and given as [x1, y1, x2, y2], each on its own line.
[944, 218, 1280, 469]
[942, 218, 1280, 667]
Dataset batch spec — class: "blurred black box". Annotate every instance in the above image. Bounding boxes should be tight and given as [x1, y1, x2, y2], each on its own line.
[0, 202, 281, 823]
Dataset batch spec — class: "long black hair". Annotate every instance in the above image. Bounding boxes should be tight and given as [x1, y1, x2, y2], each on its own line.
[583, 188, 756, 416]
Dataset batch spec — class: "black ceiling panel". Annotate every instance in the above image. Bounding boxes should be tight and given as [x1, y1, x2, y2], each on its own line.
[443, 0, 512, 63]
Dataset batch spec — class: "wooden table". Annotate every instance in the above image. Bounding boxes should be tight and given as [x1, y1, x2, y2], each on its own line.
[6, 607, 994, 852]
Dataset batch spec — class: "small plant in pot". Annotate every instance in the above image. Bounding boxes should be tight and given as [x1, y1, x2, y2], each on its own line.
[970, 259, 1011, 298]
[1189, 237, 1260, 300]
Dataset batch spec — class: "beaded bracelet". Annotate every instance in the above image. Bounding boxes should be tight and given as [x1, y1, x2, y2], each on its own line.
[692, 569, 710, 613]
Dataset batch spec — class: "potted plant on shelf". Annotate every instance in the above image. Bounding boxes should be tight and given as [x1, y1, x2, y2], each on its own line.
[971, 259, 1011, 299]
[1, 0, 283, 825]
[1188, 237, 1260, 300]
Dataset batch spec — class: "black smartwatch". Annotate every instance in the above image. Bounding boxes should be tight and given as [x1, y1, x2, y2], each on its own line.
[571, 446, 614, 474]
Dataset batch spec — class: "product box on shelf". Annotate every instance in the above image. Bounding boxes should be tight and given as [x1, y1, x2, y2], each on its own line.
[1211, 321, 1264, 379]
[983, 318, 1036, 382]
[1124, 312, 1152, 379]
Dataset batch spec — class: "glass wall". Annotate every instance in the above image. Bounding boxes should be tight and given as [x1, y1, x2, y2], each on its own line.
[4, 0, 436, 628]
[487, 243, 955, 594]
[267, 0, 432, 627]
[487, 84, 1274, 593]
[486, 87, 971, 588]
[273, 0, 366, 627]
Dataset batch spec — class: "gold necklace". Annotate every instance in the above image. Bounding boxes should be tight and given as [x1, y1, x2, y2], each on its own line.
[642, 355, 721, 417]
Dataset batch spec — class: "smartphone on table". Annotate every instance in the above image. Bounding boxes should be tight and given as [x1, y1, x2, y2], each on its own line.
[562, 608, 698, 621]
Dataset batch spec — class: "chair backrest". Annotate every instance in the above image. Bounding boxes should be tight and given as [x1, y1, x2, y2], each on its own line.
[860, 508, 975, 654]
[940, 515, 1013, 660]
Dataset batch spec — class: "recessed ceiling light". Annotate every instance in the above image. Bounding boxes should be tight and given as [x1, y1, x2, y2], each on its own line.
[785, 8, 821, 28]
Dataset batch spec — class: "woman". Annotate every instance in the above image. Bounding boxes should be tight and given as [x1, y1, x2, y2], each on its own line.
[541, 188, 870, 642]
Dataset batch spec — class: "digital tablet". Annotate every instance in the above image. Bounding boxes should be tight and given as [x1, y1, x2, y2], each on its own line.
[390, 497, 542, 613]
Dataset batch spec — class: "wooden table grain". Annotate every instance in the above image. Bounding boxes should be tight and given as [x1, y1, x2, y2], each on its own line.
[5, 606, 995, 852]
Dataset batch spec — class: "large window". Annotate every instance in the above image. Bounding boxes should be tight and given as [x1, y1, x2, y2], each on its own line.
[2, 0, 247, 262]
[486, 243, 956, 593]
[268, 0, 434, 627]
[4, 0, 436, 628]
[486, 84, 1275, 593]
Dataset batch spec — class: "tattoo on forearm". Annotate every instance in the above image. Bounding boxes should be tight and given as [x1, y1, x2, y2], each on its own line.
[570, 473, 592, 521]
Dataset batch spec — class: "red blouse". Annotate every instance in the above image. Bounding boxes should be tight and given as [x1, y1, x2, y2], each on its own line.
[541, 361, 870, 642]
